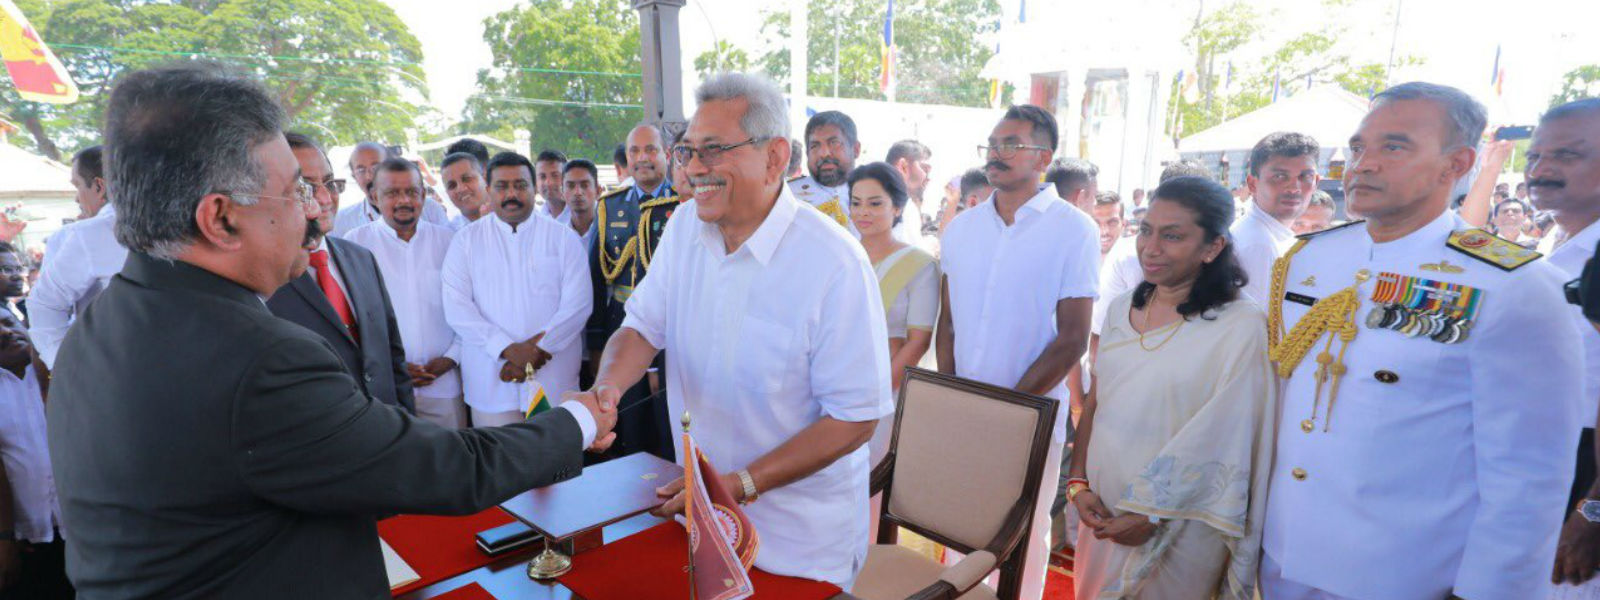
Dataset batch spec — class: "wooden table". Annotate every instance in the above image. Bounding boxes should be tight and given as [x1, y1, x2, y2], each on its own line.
[394, 513, 860, 600]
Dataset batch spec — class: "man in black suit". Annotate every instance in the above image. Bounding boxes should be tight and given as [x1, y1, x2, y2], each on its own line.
[270, 132, 414, 412]
[46, 63, 617, 600]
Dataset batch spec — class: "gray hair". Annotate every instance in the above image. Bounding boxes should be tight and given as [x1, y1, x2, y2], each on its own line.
[694, 72, 789, 141]
[1372, 82, 1487, 151]
[106, 62, 285, 260]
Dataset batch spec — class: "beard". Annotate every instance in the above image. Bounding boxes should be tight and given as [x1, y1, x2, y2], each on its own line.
[813, 159, 849, 187]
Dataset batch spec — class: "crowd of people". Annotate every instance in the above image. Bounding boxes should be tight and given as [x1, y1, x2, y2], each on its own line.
[0, 60, 1596, 600]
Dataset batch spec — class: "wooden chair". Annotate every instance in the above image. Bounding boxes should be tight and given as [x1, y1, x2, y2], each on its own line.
[852, 368, 1059, 600]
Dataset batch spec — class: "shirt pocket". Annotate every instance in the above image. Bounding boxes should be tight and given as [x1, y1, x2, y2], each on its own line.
[737, 316, 797, 396]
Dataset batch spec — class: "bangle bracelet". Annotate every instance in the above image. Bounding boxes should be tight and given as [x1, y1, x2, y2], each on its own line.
[1065, 477, 1089, 488]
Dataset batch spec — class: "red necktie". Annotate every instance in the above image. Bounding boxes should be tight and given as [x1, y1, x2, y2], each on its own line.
[308, 249, 357, 338]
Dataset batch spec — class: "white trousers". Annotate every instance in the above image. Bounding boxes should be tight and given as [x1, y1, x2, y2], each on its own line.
[416, 394, 467, 429]
[1017, 437, 1065, 600]
[1259, 553, 1357, 600]
[470, 408, 523, 428]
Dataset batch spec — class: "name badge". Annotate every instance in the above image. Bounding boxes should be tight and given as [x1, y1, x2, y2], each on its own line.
[1284, 292, 1318, 307]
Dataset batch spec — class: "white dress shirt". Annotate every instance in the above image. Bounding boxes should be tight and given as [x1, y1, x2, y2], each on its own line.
[1091, 236, 1138, 335]
[344, 221, 463, 399]
[1231, 202, 1297, 305]
[1263, 211, 1581, 600]
[542, 201, 573, 226]
[29, 205, 128, 367]
[940, 184, 1100, 437]
[448, 214, 473, 232]
[895, 198, 925, 247]
[442, 213, 592, 414]
[1542, 222, 1600, 429]
[621, 185, 893, 588]
[0, 365, 59, 543]
[331, 199, 448, 238]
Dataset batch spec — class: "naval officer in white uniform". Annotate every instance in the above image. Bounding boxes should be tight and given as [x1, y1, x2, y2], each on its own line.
[1260, 82, 1584, 600]
[789, 110, 861, 235]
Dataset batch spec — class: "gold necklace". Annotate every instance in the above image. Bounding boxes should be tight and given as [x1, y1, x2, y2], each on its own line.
[1136, 300, 1185, 352]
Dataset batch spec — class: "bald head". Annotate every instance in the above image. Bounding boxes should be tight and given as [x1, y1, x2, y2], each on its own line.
[349, 141, 391, 195]
[626, 124, 668, 190]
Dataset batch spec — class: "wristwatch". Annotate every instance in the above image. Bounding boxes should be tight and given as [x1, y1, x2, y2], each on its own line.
[736, 469, 760, 504]
[1579, 500, 1600, 523]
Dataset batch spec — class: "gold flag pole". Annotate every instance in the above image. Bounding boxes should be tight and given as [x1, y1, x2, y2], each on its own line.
[683, 411, 697, 600]
[526, 364, 573, 580]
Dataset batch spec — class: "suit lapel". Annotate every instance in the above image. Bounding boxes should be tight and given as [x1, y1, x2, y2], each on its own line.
[289, 272, 355, 345]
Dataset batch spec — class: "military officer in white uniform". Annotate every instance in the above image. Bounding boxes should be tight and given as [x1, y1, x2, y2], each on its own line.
[789, 110, 861, 235]
[1261, 82, 1584, 600]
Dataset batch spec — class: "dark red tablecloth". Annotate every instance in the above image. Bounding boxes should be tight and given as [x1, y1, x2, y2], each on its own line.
[558, 522, 842, 600]
[379, 508, 517, 597]
[430, 582, 495, 600]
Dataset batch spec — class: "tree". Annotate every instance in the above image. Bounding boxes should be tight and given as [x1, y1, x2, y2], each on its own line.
[459, 0, 642, 162]
[694, 41, 751, 81]
[1, 0, 427, 161]
[1551, 65, 1600, 108]
[752, 0, 999, 107]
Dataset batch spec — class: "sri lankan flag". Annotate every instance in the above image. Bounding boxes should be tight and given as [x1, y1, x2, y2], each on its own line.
[683, 431, 757, 600]
[522, 375, 552, 419]
[0, 0, 78, 104]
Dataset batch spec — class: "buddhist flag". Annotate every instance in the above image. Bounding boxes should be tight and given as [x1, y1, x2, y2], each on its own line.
[878, 0, 895, 99]
[0, 0, 77, 104]
[683, 431, 757, 600]
[1490, 44, 1506, 97]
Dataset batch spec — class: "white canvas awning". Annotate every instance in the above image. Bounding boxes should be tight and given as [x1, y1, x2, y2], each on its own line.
[1178, 86, 1371, 153]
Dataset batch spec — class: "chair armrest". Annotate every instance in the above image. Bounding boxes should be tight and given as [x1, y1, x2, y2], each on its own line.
[938, 550, 997, 592]
[869, 451, 894, 496]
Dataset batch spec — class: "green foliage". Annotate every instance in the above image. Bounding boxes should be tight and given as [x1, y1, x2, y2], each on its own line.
[694, 41, 752, 80]
[1, 0, 427, 160]
[1550, 65, 1600, 108]
[1169, 2, 1422, 138]
[753, 0, 999, 107]
[459, 0, 642, 163]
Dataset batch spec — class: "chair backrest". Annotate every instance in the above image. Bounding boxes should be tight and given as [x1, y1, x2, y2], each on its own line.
[881, 368, 1057, 554]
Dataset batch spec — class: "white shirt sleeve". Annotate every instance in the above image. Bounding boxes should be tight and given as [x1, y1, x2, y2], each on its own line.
[556, 400, 597, 449]
[1453, 263, 1583, 599]
[809, 260, 895, 423]
[1059, 215, 1102, 300]
[440, 233, 518, 359]
[28, 228, 87, 367]
[533, 228, 595, 355]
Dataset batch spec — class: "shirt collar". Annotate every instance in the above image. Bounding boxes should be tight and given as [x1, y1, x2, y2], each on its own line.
[699, 184, 799, 265]
[490, 212, 528, 236]
[1246, 202, 1295, 241]
[1549, 220, 1600, 259]
[98, 203, 117, 220]
[1371, 208, 1461, 256]
[630, 179, 673, 200]
[982, 184, 1058, 224]
[313, 236, 330, 254]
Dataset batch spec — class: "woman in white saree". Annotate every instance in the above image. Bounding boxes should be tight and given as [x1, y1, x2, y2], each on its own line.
[1066, 176, 1277, 599]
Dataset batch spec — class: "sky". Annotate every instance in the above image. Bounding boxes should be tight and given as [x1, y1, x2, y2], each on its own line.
[384, 0, 1600, 128]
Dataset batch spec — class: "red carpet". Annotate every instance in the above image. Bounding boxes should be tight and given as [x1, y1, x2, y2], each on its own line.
[560, 522, 842, 599]
[1044, 547, 1076, 600]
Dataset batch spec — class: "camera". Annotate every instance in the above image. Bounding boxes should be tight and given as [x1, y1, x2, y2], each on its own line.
[1568, 242, 1600, 324]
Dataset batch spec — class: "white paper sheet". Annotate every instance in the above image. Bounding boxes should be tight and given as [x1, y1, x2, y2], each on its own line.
[381, 537, 421, 590]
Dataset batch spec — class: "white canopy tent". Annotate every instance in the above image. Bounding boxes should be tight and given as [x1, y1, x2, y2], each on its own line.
[1177, 86, 1371, 187]
[0, 142, 79, 252]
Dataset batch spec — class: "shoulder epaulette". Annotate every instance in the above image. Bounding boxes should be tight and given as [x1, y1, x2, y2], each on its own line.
[599, 187, 630, 201]
[640, 194, 682, 209]
[1295, 219, 1365, 240]
[1446, 228, 1542, 271]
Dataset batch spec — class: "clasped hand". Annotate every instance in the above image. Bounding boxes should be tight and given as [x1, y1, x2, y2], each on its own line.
[499, 333, 551, 382]
[562, 383, 620, 453]
[404, 357, 456, 387]
[1073, 490, 1158, 547]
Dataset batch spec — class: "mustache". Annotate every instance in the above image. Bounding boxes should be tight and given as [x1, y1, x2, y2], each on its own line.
[1527, 178, 1565, 189]
[985, 160, 1010, 172]
[816, 158, 843, 170]
[499, 198, 526, 208]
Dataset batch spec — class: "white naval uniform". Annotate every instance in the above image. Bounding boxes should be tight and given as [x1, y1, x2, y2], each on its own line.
[789, 175, 928, 245]
[1261, 211, 1582, 600]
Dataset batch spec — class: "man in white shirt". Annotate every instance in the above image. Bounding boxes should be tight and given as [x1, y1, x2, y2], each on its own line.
[885, 139, 930, 246]
[441, 152, 489, 232]
[535, 150, 571, 226]
[1528, 99, 1600, 586]
[562, 159, 601, 249]
[0, 308, 70, 596]
[29, 147, 128, 367]
[790, 110, 860, 232]
[345, 161, 466, 429]
[577, 73, 892, 589]
[938, 105, 1100, 600]
[1232, 132, 1320, 304]
[443, 151, 593, 427]
[1045, 157, 1099, 214]
[332, 142, 447, 237]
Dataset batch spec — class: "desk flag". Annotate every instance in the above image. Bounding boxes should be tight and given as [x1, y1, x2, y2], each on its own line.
[683, 429, 757, 600]
[522, 365, 551, 419]
[0, 0, 78, 104]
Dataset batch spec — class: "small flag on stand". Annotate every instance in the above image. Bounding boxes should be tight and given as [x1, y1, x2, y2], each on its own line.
[0, 0, 79, 104]
[683, 416, 757, 600]
[522, 365, 551, 419]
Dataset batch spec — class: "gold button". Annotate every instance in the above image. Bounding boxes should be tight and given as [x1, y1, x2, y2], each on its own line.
[1292, 468, 1307, 481]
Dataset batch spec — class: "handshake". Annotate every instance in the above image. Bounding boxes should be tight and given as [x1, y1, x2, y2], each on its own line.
[563, 383, 623, 453]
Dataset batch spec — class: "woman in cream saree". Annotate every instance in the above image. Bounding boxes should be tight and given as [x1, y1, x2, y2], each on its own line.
[1067, 176, 1277, 599]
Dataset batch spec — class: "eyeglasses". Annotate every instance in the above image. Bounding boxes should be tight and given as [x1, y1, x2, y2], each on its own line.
[306, 177, 347, 195]
[228, 180, 318, 212]
[977, 143, 1052, 161]
[671, 138, 766, 167]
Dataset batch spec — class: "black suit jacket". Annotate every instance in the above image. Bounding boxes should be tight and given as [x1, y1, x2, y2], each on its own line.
[267, 236, 415, 413]
[47, 253, 585, 599]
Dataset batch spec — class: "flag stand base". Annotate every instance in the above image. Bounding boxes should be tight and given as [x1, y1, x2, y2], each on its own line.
[527, 547, 572, 579]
